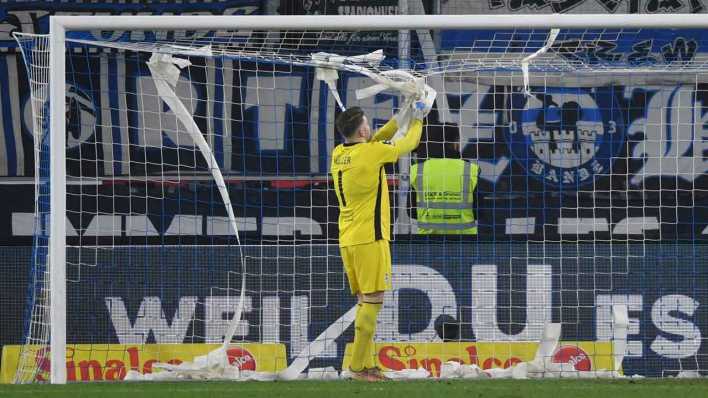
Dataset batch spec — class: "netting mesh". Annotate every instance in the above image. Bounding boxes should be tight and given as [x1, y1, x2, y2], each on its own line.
[14, 33, 52, 384]
[75, 28, 708, 72]
[12, 22, 708, 382]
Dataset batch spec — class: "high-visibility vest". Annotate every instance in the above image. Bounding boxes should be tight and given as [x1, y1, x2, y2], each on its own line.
[410, 158, 479, 235]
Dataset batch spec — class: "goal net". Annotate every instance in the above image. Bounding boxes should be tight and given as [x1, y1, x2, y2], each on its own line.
[11, 15, 707, 383]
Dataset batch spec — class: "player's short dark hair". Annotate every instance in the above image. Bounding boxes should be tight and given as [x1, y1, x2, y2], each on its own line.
[418, 123, 461, 159]
[335, 107, 365, 138]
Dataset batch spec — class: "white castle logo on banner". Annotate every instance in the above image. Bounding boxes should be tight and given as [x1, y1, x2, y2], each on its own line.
[505, 88, 625, 186]
[522, 93, 604, 169]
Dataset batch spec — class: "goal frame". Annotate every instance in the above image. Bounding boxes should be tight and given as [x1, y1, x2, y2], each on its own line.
[45, 14, 707, 384]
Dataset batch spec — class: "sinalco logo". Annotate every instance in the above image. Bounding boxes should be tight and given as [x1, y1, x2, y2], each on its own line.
[227, 347, 257, 371]
[553, 345, 592, 371]
[504, 88, 625, 187]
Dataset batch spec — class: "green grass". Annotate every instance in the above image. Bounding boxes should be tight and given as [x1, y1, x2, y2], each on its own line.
[1, 379, 707, 398]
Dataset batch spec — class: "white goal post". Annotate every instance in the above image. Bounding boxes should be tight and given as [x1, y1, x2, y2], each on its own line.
[29, 13, 708, 384]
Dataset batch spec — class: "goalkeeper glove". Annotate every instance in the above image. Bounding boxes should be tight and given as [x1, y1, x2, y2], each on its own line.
[411, 85, 437, 121]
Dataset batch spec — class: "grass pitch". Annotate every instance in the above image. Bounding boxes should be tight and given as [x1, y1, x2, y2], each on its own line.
[1, 379, 707, 398]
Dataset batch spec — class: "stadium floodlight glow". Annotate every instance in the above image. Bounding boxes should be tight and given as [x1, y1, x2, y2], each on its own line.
[12, 13, 708, 384]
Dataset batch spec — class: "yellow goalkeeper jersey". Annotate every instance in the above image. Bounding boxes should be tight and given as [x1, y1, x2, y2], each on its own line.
[331, 118, 423, 247]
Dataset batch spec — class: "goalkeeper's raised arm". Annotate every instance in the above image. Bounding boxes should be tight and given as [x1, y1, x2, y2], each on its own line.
[371, 91, 435, 143]
[389, 119, 422, 156]
[370, 117, 398, 142]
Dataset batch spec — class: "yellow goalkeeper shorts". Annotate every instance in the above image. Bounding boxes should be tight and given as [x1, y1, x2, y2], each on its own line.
[340, 239, 392, 295]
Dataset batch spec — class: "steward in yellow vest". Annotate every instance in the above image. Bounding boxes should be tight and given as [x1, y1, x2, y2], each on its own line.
[410, 123, 479, 235]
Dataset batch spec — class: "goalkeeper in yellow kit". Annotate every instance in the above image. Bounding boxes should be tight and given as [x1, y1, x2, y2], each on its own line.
[330, 94, 434, 382]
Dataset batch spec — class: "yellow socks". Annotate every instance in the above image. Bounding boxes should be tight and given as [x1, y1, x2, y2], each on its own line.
[364, 335, 376, 369]
[350, 302, 381, 372]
